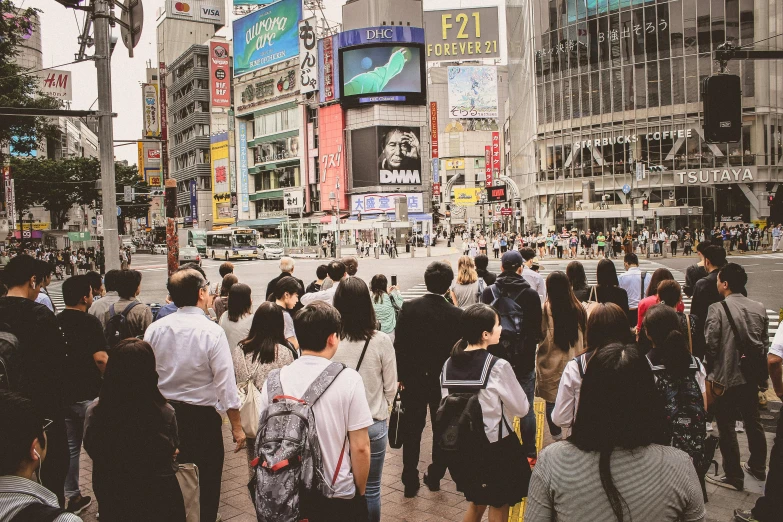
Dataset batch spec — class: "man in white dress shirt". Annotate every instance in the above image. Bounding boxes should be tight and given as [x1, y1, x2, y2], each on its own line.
[144, 269, 245, 522]
[618, 253, 651, 328]
[519, 248, 546, 303]
[301, 260, 347, 307]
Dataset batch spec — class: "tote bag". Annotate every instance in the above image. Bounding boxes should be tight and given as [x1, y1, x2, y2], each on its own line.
[176, 463, 200, 522]
[237, 356, 262, 438]
[581, 286, 599, 317]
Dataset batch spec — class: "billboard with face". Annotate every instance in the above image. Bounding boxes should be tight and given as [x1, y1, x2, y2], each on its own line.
[351, 126, 423, 187]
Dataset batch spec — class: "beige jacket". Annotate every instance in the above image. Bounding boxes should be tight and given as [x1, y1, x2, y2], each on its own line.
[536, 304, 584, 403]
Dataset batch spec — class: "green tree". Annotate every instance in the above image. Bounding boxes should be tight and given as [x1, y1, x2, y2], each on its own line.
[0, 1, 59, 165]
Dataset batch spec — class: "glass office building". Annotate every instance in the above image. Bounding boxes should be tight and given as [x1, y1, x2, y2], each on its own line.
[507, 0, 783, 232]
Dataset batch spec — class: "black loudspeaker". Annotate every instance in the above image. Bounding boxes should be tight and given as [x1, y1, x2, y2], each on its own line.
[165, 186, 177, 218]
[702, 74, 742, 143]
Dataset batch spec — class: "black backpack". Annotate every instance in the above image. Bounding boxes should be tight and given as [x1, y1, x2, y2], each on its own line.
[0, 323, 22, 392]
[487, 285, 526, 367]
[105, 302, 141, 348]
[434, 352, 499, 486]
[11, 502, 67, 521]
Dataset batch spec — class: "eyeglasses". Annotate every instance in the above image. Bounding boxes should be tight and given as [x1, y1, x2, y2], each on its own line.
[200, 280, 210, 289]
[42, 419, 53, 432]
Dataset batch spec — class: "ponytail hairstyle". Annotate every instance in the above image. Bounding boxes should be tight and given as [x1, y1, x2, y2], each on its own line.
[450, 303, 498, 361]
[642, 304, 692, 377]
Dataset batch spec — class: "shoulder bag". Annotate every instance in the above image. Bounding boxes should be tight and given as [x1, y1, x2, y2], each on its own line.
[686, 314, 693, 354]
[238, 354, 262, 438]
[176, 463, 200, 522]
[581, 286, 599, 317]
[721, 301, 770, 386]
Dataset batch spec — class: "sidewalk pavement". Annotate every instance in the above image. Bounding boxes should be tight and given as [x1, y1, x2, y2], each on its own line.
[72, 396, 775, 522]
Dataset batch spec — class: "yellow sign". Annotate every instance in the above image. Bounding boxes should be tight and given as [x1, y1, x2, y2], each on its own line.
[211, 133, 233, 225]
[453, 187, 482, 206]
[148, 175, 162, 187]
[15, 222, 50, 231]
[137, 142, 145, 177]
[445, 158, 466, 170]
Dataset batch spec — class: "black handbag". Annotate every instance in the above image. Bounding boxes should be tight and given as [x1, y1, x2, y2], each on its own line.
[388, 388, 404, 449]
[721, 301, 769, 386]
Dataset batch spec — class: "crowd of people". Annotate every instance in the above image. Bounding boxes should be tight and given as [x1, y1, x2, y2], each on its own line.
[0, 236, 780, 522]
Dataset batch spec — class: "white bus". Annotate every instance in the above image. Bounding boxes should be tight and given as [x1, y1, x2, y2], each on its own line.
[206, 228, 260, 260]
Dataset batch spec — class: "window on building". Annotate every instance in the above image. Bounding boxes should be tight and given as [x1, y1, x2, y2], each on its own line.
[591, 72, 600, 115]
[601, 70, 612, 113]
[696, 0, 711, 54]
[634, 63, 646, 109]
[685, 55, 698, 104]
[683, 0, 697, 54]
[253, 107, 300, 138]
[309, 183, 320, 212]
[647, 61, 659, 108]
[659, 60, 672, 106]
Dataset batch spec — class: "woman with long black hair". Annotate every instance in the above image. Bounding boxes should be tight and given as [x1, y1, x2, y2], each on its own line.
[83, 339, 185, 521]
[525, 343, 705, 521]
[565, 261, 591, 302]
[438, 304, 530, 522]
[537, 271, 586, 442]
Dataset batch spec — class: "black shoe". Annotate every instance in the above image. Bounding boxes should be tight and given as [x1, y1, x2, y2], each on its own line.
[743, 462, 767, 481]
[66, 494, 92, 515]
[705, 474, 744, 491]
[423, 473, 440, 492]
[404, 482, 420, 498]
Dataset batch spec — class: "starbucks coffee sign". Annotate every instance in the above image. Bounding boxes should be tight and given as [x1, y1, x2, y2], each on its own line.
[676, 167, 756, 185]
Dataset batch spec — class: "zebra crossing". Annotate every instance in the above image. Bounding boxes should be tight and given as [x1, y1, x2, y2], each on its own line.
[397, 262, 780, 343]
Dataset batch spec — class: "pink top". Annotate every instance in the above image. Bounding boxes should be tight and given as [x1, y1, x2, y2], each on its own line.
[638, 295, 685, 327]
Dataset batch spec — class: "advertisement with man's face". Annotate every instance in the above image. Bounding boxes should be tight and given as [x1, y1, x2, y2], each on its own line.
[377, 126, 422, 184]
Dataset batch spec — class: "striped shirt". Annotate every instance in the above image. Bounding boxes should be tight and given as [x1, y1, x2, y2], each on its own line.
[0, 476, 82, 521]
[525, 443, 705, 522]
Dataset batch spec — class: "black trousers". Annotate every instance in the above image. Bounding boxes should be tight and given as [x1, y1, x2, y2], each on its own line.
[752, 408, 783, 521]
[627, 308, 639, 329]
[400, 382, 446, 487]
[42, 417, 69, 507]
[301, 492, 368, 522]
[714, 382, 767, 481]
[171, 402, 224, 522]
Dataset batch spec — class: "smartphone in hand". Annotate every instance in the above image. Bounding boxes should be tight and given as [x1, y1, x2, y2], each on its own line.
[391, 275, 397, 286]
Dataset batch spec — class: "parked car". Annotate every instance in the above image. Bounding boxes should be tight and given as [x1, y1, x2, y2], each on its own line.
[179, 246, 202, 266]
[261, 242, 284, 260]
[152, 244, 167, 255]
[122, 241, 137, 254]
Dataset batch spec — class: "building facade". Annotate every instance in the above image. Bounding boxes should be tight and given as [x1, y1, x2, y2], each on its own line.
[507, 0, 783, 232]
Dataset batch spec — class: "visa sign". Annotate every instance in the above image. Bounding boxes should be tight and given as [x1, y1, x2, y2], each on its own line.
[201, 6, 221, 20]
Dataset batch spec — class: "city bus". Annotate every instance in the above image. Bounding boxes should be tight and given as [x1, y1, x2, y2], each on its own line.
[206, 228, 260, 260]
[180, 228, 207, 255]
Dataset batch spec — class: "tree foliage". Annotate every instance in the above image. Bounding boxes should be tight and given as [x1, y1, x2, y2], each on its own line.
[0, 1, 60, 165]
[10, 157, 151, 231]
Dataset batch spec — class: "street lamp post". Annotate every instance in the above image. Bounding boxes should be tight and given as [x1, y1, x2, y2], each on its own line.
[329, 181, 342, 259]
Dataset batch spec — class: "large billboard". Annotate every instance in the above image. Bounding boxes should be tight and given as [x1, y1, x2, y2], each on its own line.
[211, 132, 233, 225]
[351, 126, 423, 187]
[447, 66, 498, 119]
[209, 41, 230, 107]
[423, 7, 500, 61]
[298, 17, 318, 94]
[166, 0, 225, 26]
[318, 35, 340, 103]
[233, 0, 303, 77]
[318, 104, 347, 210]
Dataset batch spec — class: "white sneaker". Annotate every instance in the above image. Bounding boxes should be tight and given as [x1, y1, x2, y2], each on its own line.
[735, 421, 745, 433]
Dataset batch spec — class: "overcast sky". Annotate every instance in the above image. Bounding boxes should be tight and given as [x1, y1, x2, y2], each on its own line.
[19, 0, 503, 165]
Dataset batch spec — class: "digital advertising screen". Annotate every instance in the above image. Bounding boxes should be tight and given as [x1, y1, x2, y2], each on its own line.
[339, 44, 426, 107]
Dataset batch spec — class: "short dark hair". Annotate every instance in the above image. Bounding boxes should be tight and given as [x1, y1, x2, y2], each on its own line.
[294, 302, 342, 353]
[218, 262, 234, 278]
[219, 274, 238, 298]
[227, 283, 252, 322]
[340, 257, 358, 276]
[696, 240, 711, 253]
[0, 391, 46, 475]
[1, 254, 37, 288]
[519, 247, 536, 262]
[273, 276, 302, 300]
[179, 262, 206, 278]
[656, 280, 682, 308]
[115, 269, 142, 300]
[327, 261, 346, 282]
[703, 245, 727, 268]
[104, 269, 121, 292]
[35, 260, 52, 281]
[718, 263, 748, 293]
[624, 253, 639, 266]
[316, 264, 329, 280]
[85, 271, 103, 295]
[333, 277, 377, 342]
[474, 254, 489, 270]
[167, 269, 205, 308]
[424, 261, 454, 294]
[62, 275, 92, 307]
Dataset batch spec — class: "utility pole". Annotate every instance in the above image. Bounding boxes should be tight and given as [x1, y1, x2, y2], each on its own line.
[94, 0, 120, 272]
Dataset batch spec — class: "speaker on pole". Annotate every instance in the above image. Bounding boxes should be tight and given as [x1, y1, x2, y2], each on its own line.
[702, 74, 742, 143]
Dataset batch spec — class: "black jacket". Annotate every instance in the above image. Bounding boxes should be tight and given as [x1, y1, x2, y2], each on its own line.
[691, 270, 722, 343]
[394, 293, 464, 390]
[481, 272, 543, 374]
[265, 272, 305, 311]
[593, 285, 630, 315]
[476, 268, 497, 287]
[683, 264, 708, 298]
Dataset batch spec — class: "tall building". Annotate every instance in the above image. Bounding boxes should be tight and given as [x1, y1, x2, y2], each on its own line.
[507, 0, 783, 232]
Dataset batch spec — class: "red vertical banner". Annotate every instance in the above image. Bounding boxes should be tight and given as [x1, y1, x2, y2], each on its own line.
[492, 131, 501, 183]
[323, 37, 335, 102]
[485, 146, 492, 188]
[430, 102, 439, 158]
[209, 41, 231, 107]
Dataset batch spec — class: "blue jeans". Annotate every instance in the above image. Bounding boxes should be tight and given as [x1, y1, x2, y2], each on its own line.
[367, 419, 387, 522]
[545, 401, 562, 438]
[65, 400, 93, 499]
[516, 370, 537, 458]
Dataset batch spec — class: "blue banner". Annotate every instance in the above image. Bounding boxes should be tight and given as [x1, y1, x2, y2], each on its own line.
[190, 179, 198, 222]
[233, 0, 303, 77]
[338, 26, 425, 48]
[432, 158, 439, 184]
[239, 122, 250, 212]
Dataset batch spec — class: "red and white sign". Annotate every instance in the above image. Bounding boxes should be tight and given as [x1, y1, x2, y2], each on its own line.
[432, 183, 441, 197]
[484, 146, 492, 188]
[501, 207, 513, 216]
[323, 37, 335, 102]
[209, 41, 230, 107]
[430, 102, 439, 158]
[159, 62, 168, 179]
[37, 69, 72, 101]
[147, 149, 161, 160]
[492, 131, 501, 179]
[318, 104, 347, 210]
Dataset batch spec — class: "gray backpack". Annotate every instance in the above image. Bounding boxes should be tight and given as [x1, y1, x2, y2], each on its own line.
[251, 362, 346, 522]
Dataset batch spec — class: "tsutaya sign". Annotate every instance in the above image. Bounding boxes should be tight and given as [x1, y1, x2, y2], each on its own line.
[677, 167, 756, 185]
[572, 129, 693, 150]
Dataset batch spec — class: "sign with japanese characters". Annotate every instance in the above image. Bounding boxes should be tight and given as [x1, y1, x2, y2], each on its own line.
[238, 68, 297, 111]
[142, 83, 160, 137]
[448, 66, 498, 119]
[492, 131, 500, 179]
[484, 146, 492, 188]
[283, 188, 304, 210]
[350, 193, 423, 215]
[318, 35, 340, 103]
[298, 17, 319, 94]
[209, 41, 231, 107]
[239, 122, 249, 212]
[430, 102, 439, 158]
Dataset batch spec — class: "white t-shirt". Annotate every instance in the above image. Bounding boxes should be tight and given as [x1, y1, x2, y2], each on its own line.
[257, 355, 373, 498]
[770, 326, 783, 359]
[282, 310, 296, 340]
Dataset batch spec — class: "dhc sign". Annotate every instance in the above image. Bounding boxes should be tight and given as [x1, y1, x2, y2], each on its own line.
[676, 167, 756, 185]
[366, 28, 394, 40]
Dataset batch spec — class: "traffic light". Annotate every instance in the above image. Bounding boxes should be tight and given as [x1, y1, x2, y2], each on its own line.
[165, 181, 177, 219]
[769, 195, 775, 205]
[642, 199, 649, 211]
[702, 74, 742, 143]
